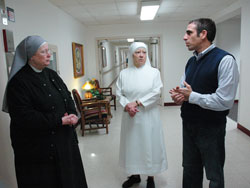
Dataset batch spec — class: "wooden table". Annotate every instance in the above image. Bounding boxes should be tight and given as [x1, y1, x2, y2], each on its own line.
[81, 96, 112, 117]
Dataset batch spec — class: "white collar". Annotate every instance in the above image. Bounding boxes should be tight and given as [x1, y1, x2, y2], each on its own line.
[28, 63, 43, 73]
[193, 44, 215, 61]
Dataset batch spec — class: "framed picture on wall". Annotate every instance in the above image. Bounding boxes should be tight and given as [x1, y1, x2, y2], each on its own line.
[6, 7, 14, 22]
[48, 44, 60, 74]
[72, 42, 84, 78]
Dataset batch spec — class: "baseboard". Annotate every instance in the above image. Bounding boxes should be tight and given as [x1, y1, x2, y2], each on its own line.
[164, 102, 180, 106]
[237, 123, 250, 137]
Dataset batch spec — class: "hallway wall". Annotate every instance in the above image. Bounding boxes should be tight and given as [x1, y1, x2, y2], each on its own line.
[238, 0, 250, 131]
[216, 18, 241, 100]
[0, 0, 87, 187]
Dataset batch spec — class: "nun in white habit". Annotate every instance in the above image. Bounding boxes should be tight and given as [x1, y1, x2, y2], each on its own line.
[116, 42, 167, 188]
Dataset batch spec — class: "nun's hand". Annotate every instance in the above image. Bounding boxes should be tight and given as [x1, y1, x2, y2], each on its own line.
[62, 114, 78, 126]
[125, 102, 139, 117]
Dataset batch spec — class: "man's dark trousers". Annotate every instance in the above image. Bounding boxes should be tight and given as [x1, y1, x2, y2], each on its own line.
[182, 121, 226, 188]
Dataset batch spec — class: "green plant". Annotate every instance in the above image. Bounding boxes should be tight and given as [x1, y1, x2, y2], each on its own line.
[90, 88, 104, 99]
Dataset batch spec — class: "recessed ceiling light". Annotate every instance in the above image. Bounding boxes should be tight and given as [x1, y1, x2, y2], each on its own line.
[127, 38, 134, 42]
[140, 1, 160, 21]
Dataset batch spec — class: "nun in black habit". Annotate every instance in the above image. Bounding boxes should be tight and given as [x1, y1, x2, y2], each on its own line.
[2, 36, 88, 188]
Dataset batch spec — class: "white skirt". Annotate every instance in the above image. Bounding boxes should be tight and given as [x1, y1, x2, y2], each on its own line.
[119, 106, 168, 175]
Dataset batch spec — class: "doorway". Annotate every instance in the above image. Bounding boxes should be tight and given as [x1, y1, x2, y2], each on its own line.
[97, 36, 161, 86]
[96, 36, 163, 105]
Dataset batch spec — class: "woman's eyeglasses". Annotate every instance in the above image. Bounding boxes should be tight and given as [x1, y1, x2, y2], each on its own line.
[39, 49, 52, 56]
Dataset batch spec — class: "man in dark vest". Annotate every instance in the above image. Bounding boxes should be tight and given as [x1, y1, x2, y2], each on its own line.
[170, 18, 239, 188]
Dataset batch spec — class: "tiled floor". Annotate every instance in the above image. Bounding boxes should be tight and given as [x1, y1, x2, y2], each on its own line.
[77, 105, 250, 188]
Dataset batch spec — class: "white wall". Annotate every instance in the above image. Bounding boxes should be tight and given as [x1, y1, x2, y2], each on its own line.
[238, 0, 250, 131]
[85, 21, 191, 104]
[213, 0, 250, 131]
[0, 0, 87, 187]
[216, 18, 241, 99]
[216, 18, 241, 68]
[0, 36, 16, 188]
[11, 0, 88, 91]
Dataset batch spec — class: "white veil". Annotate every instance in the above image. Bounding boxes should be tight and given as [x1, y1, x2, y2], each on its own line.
[127, 42, 151, 68]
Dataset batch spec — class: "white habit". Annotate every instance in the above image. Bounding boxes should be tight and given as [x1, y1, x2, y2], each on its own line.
[116, 42, 168, 175]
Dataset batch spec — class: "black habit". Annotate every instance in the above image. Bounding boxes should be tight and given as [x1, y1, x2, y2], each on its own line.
[7, 64, 88, 188]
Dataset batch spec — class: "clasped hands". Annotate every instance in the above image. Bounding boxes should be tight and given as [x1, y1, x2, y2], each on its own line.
[169, 81, 192, 104]
[62, 113, 78, 126]
[125, 101, 139, 117]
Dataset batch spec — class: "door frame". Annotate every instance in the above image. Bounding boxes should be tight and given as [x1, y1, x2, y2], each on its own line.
[95, 35, 164, 105]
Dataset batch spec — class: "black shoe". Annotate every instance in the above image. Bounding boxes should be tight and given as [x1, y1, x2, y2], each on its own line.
[146, 177, 155, 188]
[122, 175, 141, 188]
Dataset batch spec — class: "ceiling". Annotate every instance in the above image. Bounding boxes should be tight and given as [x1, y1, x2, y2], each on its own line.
[49, 0, 239, 26]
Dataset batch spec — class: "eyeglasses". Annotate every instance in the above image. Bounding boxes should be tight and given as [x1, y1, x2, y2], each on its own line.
[39, 49, 52, 56]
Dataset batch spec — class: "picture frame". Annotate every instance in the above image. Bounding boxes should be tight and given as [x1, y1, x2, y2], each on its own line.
[6, 7, 14, 22]
[48, 44, 60, 74]
[101, 46, 107, 68]
[72, 42, 84, 78]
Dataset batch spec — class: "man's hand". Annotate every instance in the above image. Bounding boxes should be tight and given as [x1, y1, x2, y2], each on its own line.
[169, 81, 192, 104]
[169, 88, 185, 105]
[176, 81, 192, 101]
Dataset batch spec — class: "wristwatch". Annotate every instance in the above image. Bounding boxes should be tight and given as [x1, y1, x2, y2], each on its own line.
[136, 100, 139, 106]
